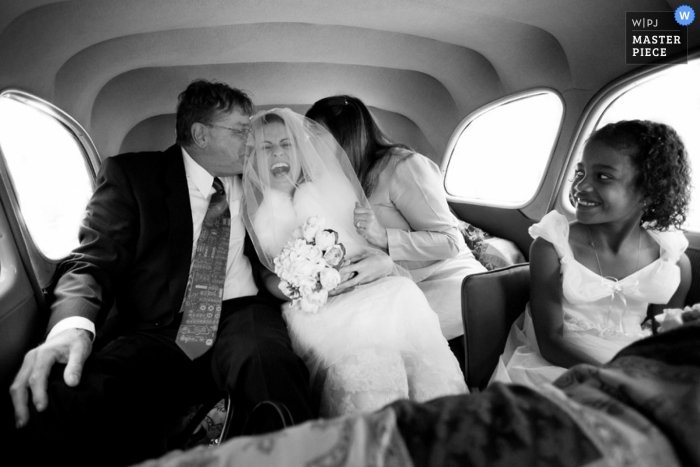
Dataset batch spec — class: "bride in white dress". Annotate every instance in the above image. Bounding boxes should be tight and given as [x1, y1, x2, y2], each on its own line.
[242, 109, 467, 416]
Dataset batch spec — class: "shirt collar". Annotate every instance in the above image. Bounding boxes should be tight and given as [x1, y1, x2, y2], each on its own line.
[181, 146, 215, 196]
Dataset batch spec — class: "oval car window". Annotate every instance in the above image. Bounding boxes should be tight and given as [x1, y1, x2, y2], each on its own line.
[562, 61, 700, 232]
[0, 94, 93, 260]
[444, 91, 563, 207]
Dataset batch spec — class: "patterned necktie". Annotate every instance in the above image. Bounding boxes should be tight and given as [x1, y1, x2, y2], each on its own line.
[177, 177, 231, 359]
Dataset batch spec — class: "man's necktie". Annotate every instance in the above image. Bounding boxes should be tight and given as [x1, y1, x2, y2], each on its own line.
[177, 177, 230, 359]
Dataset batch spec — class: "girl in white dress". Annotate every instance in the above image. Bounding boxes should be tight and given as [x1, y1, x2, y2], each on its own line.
[493, 120, 692, 387]
[242, 109, 467, 417]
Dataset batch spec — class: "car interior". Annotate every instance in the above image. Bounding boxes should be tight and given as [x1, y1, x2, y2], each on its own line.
[0, 0, 699, 460]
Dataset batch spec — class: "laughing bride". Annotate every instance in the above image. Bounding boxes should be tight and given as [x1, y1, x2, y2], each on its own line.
[242, 108, 467, 417]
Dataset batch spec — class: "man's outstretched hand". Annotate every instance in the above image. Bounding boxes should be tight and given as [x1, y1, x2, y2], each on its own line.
[9, 328, 92, 428]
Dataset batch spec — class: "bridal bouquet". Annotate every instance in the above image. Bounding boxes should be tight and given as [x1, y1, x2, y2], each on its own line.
[274, 215, 346, 313]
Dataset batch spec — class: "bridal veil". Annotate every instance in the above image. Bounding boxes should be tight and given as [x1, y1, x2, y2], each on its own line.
[242, 108, 374, 270]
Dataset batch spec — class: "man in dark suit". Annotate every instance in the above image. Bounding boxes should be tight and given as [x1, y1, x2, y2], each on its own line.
[9, 80, 313, 466]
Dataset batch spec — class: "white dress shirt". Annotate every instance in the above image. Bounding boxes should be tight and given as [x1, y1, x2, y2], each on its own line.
[181, 147, 258, 301]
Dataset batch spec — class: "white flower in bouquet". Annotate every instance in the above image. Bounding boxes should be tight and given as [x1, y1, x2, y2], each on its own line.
[299, 289, 329, 313]
[315, 229, 338, 251]
[275, 239, 306, 272]
[322, 244, 345, 267]
[274, 216, 346, 313]
[298, 281, 317, 298]
[300, 215, 326, 242]
[304, 244, 326, 267]
[290, 255, 321, 278]
[278, 280, 300, 299]
[319, 268, 341, 290]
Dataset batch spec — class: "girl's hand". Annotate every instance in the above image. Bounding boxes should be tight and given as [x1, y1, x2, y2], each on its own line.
[353, 203, 388, 250]
[331, 250, 393, 294]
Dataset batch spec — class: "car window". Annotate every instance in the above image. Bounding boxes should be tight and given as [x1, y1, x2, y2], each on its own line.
[443, 90, 563, 207]
[561, 60, 700, 232]
[0, 91, 97, 261]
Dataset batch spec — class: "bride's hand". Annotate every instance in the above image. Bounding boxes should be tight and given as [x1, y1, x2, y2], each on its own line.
[332, 250, 394, 294]
[337, 259, 355, 283]
[353, 203, 388, 250]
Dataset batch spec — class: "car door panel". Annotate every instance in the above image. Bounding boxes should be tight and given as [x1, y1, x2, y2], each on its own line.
[0, 197, 44, 391]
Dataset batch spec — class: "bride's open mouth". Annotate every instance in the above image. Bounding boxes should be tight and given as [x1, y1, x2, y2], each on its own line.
[271, 162, 290, 178]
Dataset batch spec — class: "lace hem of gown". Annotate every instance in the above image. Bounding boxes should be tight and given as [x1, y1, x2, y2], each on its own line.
[320, 347, 467, 418]
[284, 277, 468, 418]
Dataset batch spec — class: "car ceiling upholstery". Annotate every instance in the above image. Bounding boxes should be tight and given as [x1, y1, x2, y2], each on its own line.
[1, 0, 698, 166]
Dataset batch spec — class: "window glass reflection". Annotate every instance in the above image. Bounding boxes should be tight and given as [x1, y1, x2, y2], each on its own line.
[0, 96, 92, 259]
[445, 92, 562, 207]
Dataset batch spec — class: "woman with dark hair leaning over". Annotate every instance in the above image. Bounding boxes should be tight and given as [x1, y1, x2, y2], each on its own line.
[306, 96, 486, 342]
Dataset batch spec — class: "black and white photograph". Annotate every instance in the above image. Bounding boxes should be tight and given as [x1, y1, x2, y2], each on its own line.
[1, 1, 699, 466]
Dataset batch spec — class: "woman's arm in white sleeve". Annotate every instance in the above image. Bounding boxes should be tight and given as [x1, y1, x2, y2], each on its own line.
[386, 154, 465, 261]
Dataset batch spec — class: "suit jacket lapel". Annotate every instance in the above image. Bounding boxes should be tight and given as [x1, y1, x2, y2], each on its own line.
[164, 144, 192, 310]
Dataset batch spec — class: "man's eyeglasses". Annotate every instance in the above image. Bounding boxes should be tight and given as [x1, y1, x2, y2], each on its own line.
[206, 124, 252, 139]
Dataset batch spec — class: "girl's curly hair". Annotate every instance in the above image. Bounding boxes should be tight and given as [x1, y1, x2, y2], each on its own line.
[589, 120, 692, 230]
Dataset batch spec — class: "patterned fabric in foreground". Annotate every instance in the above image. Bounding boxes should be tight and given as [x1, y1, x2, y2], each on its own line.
[135, 407, 412, 467]
[390, 385, 601, 467]
[134, 323, 700, 467]
[390, 322, 700, 467]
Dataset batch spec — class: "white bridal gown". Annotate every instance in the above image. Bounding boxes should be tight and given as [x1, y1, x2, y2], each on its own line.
[254, 175, 468, 417]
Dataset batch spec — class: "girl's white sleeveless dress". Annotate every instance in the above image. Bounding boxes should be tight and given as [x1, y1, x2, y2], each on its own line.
[492, 211, 687, 388]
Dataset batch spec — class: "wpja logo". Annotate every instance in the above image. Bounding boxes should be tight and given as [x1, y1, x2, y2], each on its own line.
[631, 18, 660, 28]
[626, 5, 693, 65]
[675, 5, 695, 26]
